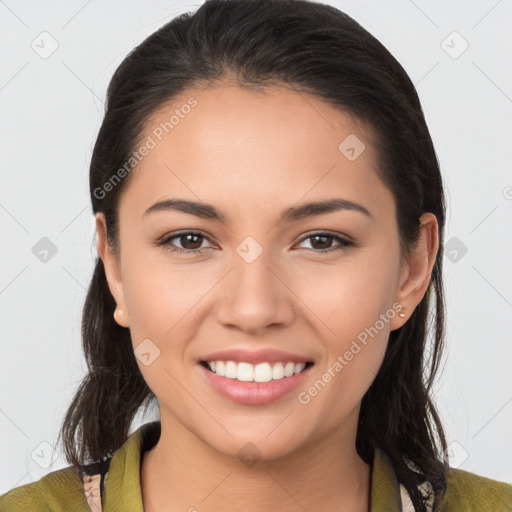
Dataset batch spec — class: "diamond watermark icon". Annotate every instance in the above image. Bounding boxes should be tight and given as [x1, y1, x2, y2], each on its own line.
[441, 31, 469, 60]
[446, 441, 469, 468]
[338, 134, 366, 161]
[237, 442, 262, 468]
[134, 338, 161, 366]
[31, 31, 59, 59]
[32, 237, 58, 263]
[444, 237, 468, 263]
[31, 441, 54, 469]
[236, 236, 263, 264]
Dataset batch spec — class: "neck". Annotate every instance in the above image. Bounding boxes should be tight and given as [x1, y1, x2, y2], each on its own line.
[141, 410, 371, 512]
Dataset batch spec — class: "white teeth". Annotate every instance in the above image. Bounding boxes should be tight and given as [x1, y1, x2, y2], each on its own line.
[293, 362, 306, 375]
[215, 361, 225, 376]
[225, 361, 237, 379]
[284, 361, 295, 377]
[272, 362, 285, 380]
[237, 362, 255, 382]
[254, 362, 273, 382]
[206, 360, 308, 382]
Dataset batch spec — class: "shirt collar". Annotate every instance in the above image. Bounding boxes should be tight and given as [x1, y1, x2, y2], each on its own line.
[103, 421, 403, 512]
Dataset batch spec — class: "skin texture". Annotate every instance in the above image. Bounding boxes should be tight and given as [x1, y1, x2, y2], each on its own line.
[96, 84, 439, 512]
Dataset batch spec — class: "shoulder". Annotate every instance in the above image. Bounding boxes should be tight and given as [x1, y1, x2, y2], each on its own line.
[0, 465, 88, 512]
[436, 467, 512, 511]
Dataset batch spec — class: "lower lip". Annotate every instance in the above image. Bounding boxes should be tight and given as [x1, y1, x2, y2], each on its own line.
[198, 363, 314, 405]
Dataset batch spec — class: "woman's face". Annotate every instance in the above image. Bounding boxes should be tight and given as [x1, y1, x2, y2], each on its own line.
[98, 84, 435, 461]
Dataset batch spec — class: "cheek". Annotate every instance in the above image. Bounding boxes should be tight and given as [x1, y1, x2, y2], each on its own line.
[292, 244, 399, 403]
[121, 243, 207, 333]
[296, 290, 392, 433]
[292, 246, 400, 340]
[121, 263, 193, 398]
[120, 249, 219, 388]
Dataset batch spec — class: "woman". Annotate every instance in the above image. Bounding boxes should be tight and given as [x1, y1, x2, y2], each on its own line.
[1, 0, 511, 511]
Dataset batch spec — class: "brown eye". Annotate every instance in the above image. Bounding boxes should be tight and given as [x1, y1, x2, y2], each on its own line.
[309, 234, 333, 250]
[157, 231, 213, 254]
[297, 232, 355, 253]
[175, 233, 204, 250]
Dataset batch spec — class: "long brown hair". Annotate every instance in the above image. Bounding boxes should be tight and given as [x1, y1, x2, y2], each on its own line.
[58, 1, 449, 510]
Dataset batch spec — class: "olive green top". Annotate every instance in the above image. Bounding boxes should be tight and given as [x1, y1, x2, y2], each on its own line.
[1, 421, 511, 511]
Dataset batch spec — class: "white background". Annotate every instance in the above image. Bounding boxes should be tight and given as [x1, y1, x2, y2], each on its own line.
[1, 0, 511, 492]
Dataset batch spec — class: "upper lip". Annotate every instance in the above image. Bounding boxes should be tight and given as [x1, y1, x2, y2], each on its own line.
[200, 348, 314, 365]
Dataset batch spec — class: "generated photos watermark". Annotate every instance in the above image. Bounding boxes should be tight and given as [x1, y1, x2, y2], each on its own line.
[93, 97, 198, 200]
[297, 302, 403, 405]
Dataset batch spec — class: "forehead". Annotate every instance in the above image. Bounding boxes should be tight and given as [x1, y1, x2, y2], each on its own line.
[119, 84, 391, 220]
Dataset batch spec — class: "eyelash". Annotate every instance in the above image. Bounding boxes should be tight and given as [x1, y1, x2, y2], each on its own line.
[155, 230, 356, 255]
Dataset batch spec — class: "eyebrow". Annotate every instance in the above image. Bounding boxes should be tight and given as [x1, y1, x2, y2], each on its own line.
[143, 197, 373, 223]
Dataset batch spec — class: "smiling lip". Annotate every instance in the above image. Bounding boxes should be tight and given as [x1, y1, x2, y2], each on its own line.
[199, 348, 313, 365]
[198, 362, 314, 405]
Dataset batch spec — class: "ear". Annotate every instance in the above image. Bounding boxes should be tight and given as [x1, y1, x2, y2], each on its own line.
[95, 213, 130, 328]
[390, 212, 439, 330]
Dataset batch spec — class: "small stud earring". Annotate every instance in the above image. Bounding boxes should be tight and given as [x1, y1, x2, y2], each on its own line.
[399, 311, 405, 318]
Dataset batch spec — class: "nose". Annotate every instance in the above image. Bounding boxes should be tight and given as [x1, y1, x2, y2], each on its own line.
[215, 250, 295, 334]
